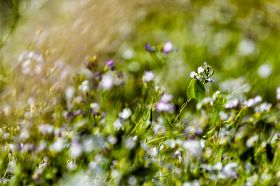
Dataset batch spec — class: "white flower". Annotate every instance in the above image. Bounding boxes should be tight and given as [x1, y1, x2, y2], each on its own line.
[114, 119, 122, 130]
[163, 41, 173, 54]
[197, 66, 204, 74]
[70, 140, 83, 158]
[143, 71, 155, 82]
[100, 73, 114, 90]
[156, 102, 174, 113]
[125, 137, 135, 149]
[65, 86, 75, 100]
[244, 95, 262, 107]
[149, 147, 158, 157]
[119, 108, 132, 120]
[107, 135, 117, 145]
[246, 135, 258, 148]
[221, 162, 238, 179]
[123, 49, 134, 59]
[225, 98, 239, 109]
[50, 138, 64, 152]
[90, 102, 100, 112]
[238, 39, 255, 55]
[277, 87, 280, 100]
[79, 80, 90, 92]
[254, 102, 272, 112]
[38, 124, 54, 135]
[190, 71, 197, 78]
[183, 140, 204, 157]
[258, 64, 272, 78]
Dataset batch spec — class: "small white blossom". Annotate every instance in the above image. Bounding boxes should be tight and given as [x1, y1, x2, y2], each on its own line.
[190, 71, 197, 78]
[65, 86, 75, 100]
[50, 138, 64, 152]
[163, 41, 173, 54]
[70, 140, 83, 158]
[100, 73, 114, 90]
[79, 80, 90, 92]
[244, 95, 262, 107]
[123, 49, 135, 59]
[277, 87, 280, 100]
[246, 135, 258, 148]
[90, 102, 100, 112]
[183, 140, 204, 157]
[238, 39, 255, 55]
[143, 71, 155, 82]
[119, 108, 132, 120]
[258, 64, 272, 78]
[220, 162, 238, 179]
[114, 119, 122, 130]
[197, 66, 204, 74]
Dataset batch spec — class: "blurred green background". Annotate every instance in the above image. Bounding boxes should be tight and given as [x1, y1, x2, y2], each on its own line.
[1, 0, 280, 104]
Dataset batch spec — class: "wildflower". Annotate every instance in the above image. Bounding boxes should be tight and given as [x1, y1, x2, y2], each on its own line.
[246, 174, 259, 186]
[258, 64, 272, 78]
[82, 138, 95, 153]
[189, 71, 197, 78]
[238, 39, 255, 55]
[183, 140, 204, 157]
[277, 87, 280, 100]
[79, 80, 90, 92]
[38, 124, 54, 135]
[156, 94, 174, 113]
[189, 62, 215, 84]
[90, 102, 100, 113]
[163, 41, 173, 54]
[149, 147, 158, 157]
[197, 66, 204, 74]
[67, 161, 77, 170]
[145, 43, 156, 53]
[19, 51, 44, 75]
[123, 48, 134, 59]
[220, 162, 238, 179]
[1, 105, 11, 116]
[125, 137, 135, 149]
[50, 138, 64, 152]
[183, 180, 200, 186]
[65, 86, 75, 100]
[119, 108, 132, 120]
[70, 138, 83, 158]
[143, 71, 155, 82]
[100, 73, 114, 90]
[106, 59, 115, 71]
[114, 119, 122, 130]
[244, 95, 262, 107]
[225, 98, 239, 109]
[107, 135, 117, 145]
[128, 176, 137, 185]
[254, 102, 272, 112]
[246, 135, 258, 147]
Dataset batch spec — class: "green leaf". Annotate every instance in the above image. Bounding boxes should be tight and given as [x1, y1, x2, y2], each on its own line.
[187, 79, 205, 100]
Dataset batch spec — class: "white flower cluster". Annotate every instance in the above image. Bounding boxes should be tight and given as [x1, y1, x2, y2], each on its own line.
[19, 51, 44, 75]
[189, 62, 215, 84]
[142, 71, 155, 83]
[243, 95, 262, 107]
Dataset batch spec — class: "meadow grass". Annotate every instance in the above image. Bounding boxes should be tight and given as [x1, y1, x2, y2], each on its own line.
[1, 0, 280, 185]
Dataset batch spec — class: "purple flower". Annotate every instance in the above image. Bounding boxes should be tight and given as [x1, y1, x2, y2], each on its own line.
[156, 94, 174, 113]
[106, 59, 115, 71]
[163, 41, 173, 54]
[145, 43, 156, 53]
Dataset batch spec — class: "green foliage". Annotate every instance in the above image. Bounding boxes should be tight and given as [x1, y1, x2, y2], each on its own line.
[187, 79, 205, 100]
[1, 0, 280, 185]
